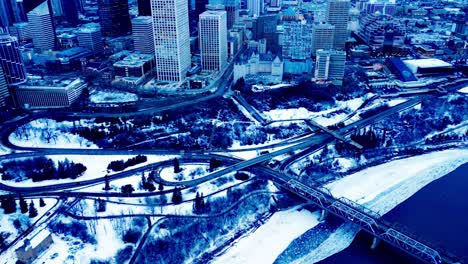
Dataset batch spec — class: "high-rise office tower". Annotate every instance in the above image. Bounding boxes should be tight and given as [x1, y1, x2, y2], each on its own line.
[97, 0, 131, 37]
[282, 20, 313, 60]
[50, 0, 63, 16]
[61, 0, 79, 26]
[138, 0, 151, 16]
[224, 0, 238, 29]
[248, 0, 262, 17]
[0, 34, 27, 84]
[315, 49, 346, 82]
[199, 10, 227, 71]
[0, 66, 8, 107]
[326, 0, 350, 50]
[152, 0, 191, 82]
[312, 22, 335, 55]
[132, 16, 154, 54]
[77, 23, 104, 53]
[27, 1, 55, 52]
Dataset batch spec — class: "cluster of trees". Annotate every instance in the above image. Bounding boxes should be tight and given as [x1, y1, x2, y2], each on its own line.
[350, 127, 386, 149]
[0, 195, 44, 217]
[0, 157, 86, 182]
[137, 180, 271, 264]
[107, 155, 147, 172]
[95, 198, 106, 212]
[140, 174, 156, 192]
[171, 187, 183, 204]
[209, 158, 222, 172]
[192, 192, 206, 214]
[121, 184, 135, 195]
[48, 220, 95, 244]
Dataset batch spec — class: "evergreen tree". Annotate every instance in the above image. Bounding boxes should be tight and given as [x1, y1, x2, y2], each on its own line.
[96, 199, 106, 212]
[39, 198, 46, 207]
[104, 175, 111, 191]
[29, 200, 38, 218]
[173, 158, 181, 173]
[171, 187, 182, 204]
[19, 195, 28, 214]
[3, 195, 16, 214]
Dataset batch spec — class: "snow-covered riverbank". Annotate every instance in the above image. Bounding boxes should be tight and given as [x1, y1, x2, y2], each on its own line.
[214, 148, 468, 264]
[291, 148, 468, 263]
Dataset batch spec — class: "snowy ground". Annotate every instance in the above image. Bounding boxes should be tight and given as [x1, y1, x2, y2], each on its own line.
[212, 206, 320, 264]
[89, 90, 138, 104]
[458, 86, 468, 94]
[31, 216, 143, 264]
[9, 119, 97, 149]
[160, 164, 215, 182]
[262, 95, 370, 127]
[293, 149, 468, 263]
[0, 198, 57, 246]
[0, 198, 59, 264]
[1, 155, 176, 188]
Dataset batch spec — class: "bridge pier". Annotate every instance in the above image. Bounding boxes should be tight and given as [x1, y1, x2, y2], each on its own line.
[319, 209, 328, 222]
[370, 237, 381, 250]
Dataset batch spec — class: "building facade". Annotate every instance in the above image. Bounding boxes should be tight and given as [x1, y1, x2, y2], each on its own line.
[152, 0, 191, 82]
[326, 0, 350, 50]
[0, 34, 27, 85]
[0, 66, 8, 107]
[234, 51, 283, 83]
[132, 16, 155, 55]
[27, 1, 55, 52]
[12, 77, 86, 109]
[199, 11, 228, 71]
[312, 22, 335, 55]
[138, 0, 151, 16]
[77, 23, 104, 54]
[315, 49, 346, 83]
[97, 0, 131, 37]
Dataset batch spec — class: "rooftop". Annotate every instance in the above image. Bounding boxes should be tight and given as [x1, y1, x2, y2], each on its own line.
[77, 23, 101, 33]
[20, 76, 85, 89]
[403, 58, 452, 71]
[28, 1, 49, 16]
[114, 53, 155, 68]
[132, 16, 153, 24]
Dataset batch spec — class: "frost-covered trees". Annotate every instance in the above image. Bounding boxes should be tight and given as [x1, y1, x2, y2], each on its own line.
[19, 195, 28, 214]
[173, 158, 181, 173]
[1, 194, 16, 214]
[29, 200, 38, 218]
[171, 187, 183, 204]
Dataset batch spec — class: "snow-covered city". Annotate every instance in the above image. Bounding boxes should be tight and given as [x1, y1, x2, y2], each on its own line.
[0, 0, 467, 264]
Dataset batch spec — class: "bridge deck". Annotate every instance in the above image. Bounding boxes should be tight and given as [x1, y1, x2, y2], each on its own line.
[305, 120, 363, 149]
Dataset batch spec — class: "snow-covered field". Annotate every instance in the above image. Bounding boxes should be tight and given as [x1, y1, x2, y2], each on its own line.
[89, 90, 138, 104]
[2, 155, 176, 188]
[262, 96, 369, 127]
[160, 164, 213, 182]
[9, 119, 97, 149]
[212, 207, 320, 264]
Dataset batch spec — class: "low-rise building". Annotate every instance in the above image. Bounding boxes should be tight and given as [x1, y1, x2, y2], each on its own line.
[113, 53, 156, 86]
[234, 51, 283, 83]
[15, 229, 53, 264]
[12, 76, 86, 109]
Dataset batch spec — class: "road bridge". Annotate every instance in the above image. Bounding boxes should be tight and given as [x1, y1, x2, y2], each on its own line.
[304, 119, 363, 149]
[265, 173, 460, 264]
